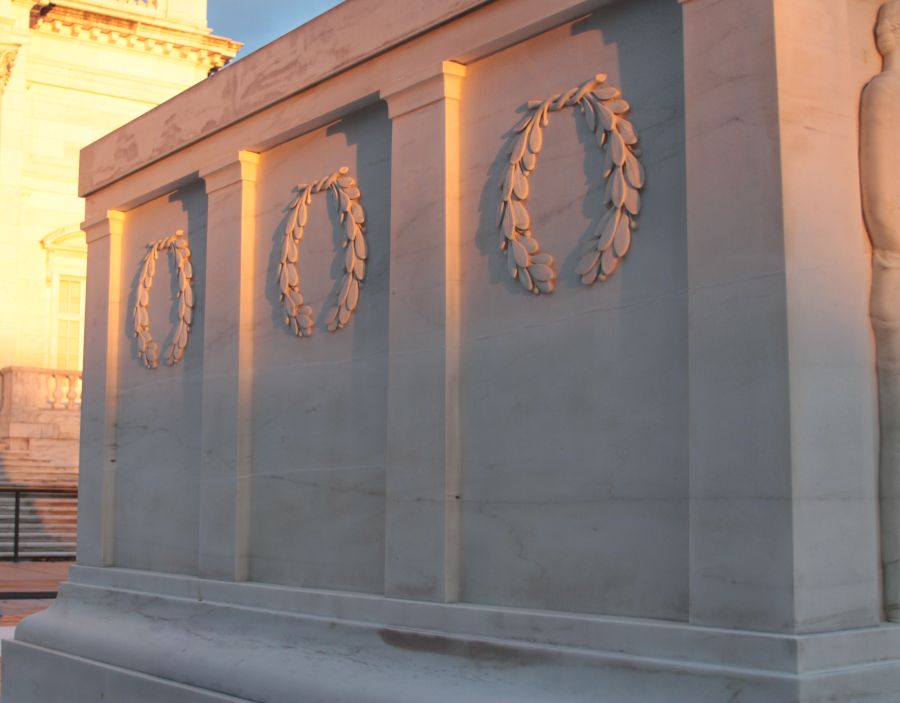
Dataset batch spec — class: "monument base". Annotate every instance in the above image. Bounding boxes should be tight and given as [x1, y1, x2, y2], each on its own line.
[4, 566, 900, 703]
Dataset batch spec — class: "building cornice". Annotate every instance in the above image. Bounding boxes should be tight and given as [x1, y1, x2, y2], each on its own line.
[28, 2, 241, 70]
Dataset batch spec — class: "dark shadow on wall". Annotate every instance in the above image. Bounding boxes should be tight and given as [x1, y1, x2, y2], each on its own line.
[253, 102, 392, 594]
[261, 101, 393, 355]
[324, 101, 392, 360]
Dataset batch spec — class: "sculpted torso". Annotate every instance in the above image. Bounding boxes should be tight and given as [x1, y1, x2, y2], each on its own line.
[862, 1, 900, 624]
[862, 71, 900, 253]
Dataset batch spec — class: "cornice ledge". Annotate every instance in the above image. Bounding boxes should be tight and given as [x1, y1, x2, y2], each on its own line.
[380, 61, 467, 119]
[79, 0, 619, 197]
[31, 4, 241, 68]
[81, 210, 125, 243]
[199, 151, 260, 193]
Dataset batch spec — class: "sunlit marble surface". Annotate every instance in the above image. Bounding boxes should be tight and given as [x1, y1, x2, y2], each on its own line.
[8, 0, 900, 701]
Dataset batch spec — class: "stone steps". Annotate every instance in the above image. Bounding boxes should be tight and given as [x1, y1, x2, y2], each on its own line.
[0, 532, 77, 542]
[0, 501, 78, 558]
[0, 482, 78, 490]
[0, 552, 75, 559]
[0, 464, 77, 473]
[0, 526, 75, 550]
[0, 442, 78, 558]
[0, 499, 77, 509]
[0, 452, 70, 461]
[0, 485, 78, 491]
[0, 519, 77, 528]
[0, 456, 49, 464]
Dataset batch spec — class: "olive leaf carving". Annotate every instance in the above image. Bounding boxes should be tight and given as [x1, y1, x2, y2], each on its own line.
[499, 73, 645, 292]
[132, 229, 194, 369]
[279, 166, 368, 336]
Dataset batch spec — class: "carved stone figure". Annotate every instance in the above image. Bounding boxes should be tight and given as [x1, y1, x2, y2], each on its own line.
[860, 0, 900, 624]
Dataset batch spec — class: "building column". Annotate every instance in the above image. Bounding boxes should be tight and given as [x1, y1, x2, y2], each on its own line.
[683, 0, 880, 633]
[77, 210, 125, 567]
[380, 61, 465, 602]
[198, 151, 258, 582]
[0, 26, 26, 368]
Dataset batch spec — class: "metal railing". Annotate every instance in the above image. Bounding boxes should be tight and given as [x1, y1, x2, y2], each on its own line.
[0, 486, 78, 562]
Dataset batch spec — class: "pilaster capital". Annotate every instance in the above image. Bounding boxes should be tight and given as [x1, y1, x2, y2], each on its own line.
[81, 210, 125, 244]
[0, 42, 20, 91]
[200, 151, 260, 194]
[380, 61, 466, 119]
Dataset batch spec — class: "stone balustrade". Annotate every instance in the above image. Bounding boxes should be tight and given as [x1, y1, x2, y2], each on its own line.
[45, 370, 82, 410]
[0, 367, 81, 465]
[0, 367, 81, 412]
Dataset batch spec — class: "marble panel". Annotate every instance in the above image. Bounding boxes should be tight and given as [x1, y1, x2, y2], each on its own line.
[457, 0, 688, 619]
[112, 182, 207, 575]
[248, 103, 391, 593]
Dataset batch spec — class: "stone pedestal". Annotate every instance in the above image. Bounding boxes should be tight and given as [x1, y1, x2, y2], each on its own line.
[4, 0, 900, 701]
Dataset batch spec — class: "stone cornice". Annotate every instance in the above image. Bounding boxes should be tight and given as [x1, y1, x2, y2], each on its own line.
[381, 61, 467, 118]
[29, 2, 241, 69]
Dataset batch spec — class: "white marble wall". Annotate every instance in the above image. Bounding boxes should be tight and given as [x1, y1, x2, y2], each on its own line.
[113, 182, 208, 575]
[458, 0, 687, 619]
[249, 103, 391, 593]
[684, 0, 881, 635]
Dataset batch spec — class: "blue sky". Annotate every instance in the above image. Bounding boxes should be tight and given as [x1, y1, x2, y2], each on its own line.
[208, 0, 344, 60]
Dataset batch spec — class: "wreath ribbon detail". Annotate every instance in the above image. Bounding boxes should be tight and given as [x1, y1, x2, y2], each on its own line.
[499, 73, 645, 293]
[132, 229, 194, 369]
[279, 166, 368, 336]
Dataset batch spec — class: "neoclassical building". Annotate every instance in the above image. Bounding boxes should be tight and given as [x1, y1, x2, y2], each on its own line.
[0, 0, 238, 472]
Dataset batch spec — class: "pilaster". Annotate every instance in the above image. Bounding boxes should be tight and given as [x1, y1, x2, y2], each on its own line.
[77, 210, 124, 567]
[380, 61, 465, 602]
[197, 151, 258, 582]
[683, 0, 880, 633]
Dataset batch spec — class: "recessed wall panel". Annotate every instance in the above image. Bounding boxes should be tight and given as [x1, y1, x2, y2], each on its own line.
[459, 0, 689, 619]
[114, 182, 207, 575]
[249, 103, 391, 593]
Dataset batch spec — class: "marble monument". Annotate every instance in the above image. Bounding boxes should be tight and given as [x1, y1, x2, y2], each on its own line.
[4, 0, 900, 700]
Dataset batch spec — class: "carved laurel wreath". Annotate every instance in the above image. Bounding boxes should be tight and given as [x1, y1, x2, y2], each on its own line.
[132, 229, 194, 369]
[499, 73, 645, 293]
[279, 167, 368, 335]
